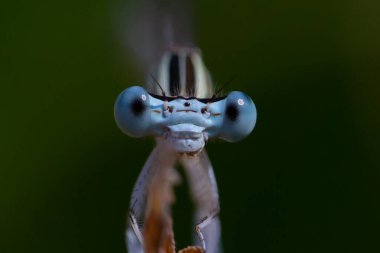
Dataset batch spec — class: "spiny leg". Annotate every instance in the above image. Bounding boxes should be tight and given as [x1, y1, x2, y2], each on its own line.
[180, 150, 222, 253]
[195, 209, 220, 251]
[126, 141, 177, 252]
[128, 210, 144, 245]
[126, 210, 144, 253]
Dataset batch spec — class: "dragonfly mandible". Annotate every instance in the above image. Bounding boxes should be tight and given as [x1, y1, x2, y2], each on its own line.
[114, 2, 257, 253]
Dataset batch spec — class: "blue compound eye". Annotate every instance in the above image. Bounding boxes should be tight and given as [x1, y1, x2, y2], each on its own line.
[114, 86, 151, 137]
[220, 91, 257, 142]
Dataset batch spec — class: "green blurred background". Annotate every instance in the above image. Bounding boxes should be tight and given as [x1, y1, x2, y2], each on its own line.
[1, 0, 380, 252]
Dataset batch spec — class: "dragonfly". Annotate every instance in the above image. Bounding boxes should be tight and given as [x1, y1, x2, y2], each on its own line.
[114, 1, 257, 253]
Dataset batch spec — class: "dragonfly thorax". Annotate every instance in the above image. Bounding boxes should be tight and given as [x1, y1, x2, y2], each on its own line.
[147, 47, 214, 98]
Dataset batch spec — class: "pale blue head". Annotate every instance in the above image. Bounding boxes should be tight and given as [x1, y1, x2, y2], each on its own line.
[114, 48, 257, 154]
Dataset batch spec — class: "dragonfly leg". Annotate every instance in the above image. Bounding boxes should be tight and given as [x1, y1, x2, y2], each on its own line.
[126, 210, 145, 253]
[126, 142, 177, 252]
[180, 150, 222, 253]
[128, 210, 143, 245]
[195, 208, 220, 252]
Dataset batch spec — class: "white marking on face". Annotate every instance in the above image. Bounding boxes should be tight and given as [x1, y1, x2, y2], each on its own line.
[238, 98, 244, 106]
[141, 94, 147, 101]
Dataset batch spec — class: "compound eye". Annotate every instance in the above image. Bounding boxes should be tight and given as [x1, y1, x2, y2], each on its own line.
[114, 86, 151, 137]
[226, 103, 239, 121]
[130, 96, 146, 116]
[220, 91, 257, 142]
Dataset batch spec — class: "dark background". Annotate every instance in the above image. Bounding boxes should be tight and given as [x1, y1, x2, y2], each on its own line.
[1, 0, 380, 252]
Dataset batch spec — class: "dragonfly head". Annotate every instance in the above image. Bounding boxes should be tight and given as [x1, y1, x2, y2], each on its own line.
[115, 86, 257, 154]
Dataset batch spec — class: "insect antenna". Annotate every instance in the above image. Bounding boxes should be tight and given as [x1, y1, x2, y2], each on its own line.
[212, 75, 236, 99]
[150, 74, 166, 98]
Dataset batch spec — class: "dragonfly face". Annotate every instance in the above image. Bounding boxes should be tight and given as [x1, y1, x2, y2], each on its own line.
[115, 48, 257, 154]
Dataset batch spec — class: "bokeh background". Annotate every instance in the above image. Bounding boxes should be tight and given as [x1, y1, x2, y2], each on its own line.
[1, 0, 380, 252]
